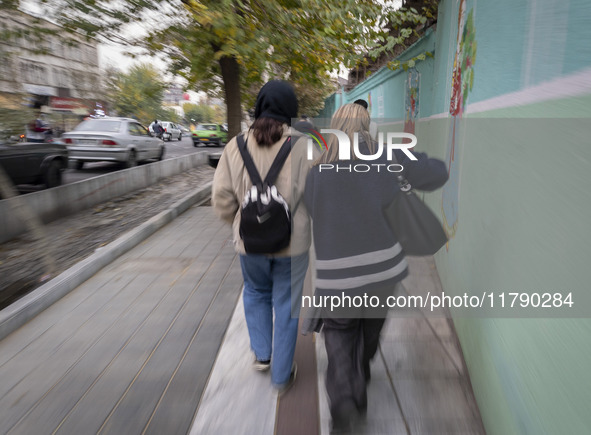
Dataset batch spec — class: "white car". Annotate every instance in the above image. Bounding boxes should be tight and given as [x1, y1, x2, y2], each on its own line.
[160, 122, 182, 141]
[61, 117, 165, 169]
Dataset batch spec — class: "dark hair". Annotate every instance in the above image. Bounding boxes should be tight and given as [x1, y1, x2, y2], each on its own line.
[353, 99, 369, 109]
[251, 117, 285, 147]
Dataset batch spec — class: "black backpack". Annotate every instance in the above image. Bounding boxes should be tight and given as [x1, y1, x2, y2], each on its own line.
[237, 133, 292, 254]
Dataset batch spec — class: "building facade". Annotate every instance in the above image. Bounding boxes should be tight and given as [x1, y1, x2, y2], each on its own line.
[0, 11, 102, 133]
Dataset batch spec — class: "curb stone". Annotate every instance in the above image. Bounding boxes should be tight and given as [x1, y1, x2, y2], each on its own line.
[0, 182, 213, 341]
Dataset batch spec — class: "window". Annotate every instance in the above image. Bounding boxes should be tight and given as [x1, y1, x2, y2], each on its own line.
[52, 67, 70, 88]
[53, 38, 63, 57]
[20, 61, 47, 84]
[75, 120, 121, 132]
[129, 123, 149, 136]
[137, 124, 150, 136]
[0, 52, 12, 80]
[128, 123, 141, 136]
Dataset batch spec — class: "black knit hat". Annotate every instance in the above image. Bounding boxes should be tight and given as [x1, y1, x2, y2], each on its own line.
[254, 80, 298, 125]
[353, 99, 369, 109]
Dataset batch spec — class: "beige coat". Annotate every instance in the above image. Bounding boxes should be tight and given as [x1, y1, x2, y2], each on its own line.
[212, 127, 312, 257]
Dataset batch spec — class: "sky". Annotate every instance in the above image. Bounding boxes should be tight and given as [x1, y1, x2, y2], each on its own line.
[98, 42, 161, 72]
[20, 0, 157, 73]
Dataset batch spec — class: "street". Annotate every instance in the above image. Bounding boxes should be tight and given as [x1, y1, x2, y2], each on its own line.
[12, 135, 223, 193]
[63, 134, 220, 185]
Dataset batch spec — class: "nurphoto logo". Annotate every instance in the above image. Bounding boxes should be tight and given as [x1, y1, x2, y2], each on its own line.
[305, 130, 419, 173]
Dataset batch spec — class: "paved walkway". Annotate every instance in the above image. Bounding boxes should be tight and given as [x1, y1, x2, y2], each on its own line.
[0, 204, 484, 435]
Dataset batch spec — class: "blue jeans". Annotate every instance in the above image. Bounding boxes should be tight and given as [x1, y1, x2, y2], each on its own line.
[240, 253, 309, 386]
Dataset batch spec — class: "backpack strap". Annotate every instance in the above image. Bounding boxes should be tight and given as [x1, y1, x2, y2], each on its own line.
[263, 136, 292, 186]
[237, 133, 292, 188]
[237, 133, 264, 188]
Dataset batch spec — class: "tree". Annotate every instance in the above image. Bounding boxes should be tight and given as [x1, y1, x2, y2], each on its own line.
[103, 63, 169, 125]
[212, 103, 226, 124]
[183, 103, 215, 125]
[16, 1, 435, 137]
[42, 1, 384, 137]
[156, 0, 388, 137]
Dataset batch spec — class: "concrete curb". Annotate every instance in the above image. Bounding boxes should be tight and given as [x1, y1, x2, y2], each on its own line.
[0, 151, 209, 243]
[0, 182, 213, 341]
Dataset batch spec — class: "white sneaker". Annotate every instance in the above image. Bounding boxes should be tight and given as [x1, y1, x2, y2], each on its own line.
[253, 358, 270, 371]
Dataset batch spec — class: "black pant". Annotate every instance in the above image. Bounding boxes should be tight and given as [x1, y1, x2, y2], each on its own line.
[321, 285, 396, 428]
[323, 316, 386, 422]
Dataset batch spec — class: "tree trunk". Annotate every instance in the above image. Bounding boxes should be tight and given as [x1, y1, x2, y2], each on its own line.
[219, 55, 243, 139]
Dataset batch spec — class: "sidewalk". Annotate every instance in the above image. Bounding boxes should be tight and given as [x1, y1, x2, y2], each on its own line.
[0, 202, 484, 435]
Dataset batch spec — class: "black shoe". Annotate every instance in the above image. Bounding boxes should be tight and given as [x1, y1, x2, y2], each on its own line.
[331, 404, 366, 434]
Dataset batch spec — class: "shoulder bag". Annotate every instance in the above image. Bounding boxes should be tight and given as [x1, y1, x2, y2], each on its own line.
[385, 159, 448, 256]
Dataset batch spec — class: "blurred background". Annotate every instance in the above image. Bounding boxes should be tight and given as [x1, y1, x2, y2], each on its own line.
[1, 0, 590, 434]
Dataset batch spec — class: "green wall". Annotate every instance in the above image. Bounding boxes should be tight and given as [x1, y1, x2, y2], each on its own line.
[320, 0, 591, 433]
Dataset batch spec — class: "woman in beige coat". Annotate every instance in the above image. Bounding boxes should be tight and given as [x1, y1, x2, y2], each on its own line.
[212, 81, 311, 393]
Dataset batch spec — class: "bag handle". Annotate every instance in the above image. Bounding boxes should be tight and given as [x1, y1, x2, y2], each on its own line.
[237, 133, 292, 189]
[390, 150, 412, 192]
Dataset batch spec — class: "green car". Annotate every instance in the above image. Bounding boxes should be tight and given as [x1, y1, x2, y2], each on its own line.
[191, 124, 228, 147]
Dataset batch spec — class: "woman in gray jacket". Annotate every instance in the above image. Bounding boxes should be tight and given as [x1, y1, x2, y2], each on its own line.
[304, 103, 448, 432]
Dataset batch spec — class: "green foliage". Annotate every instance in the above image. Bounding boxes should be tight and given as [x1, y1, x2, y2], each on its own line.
[160, 107, 181, 123]
[104, 63, 168, 125]
[0, 106, 32, 141]
[183, 102, 226, 125]
[183, 103, 215, 124]
[387, 51, 433, 72]
[211, 104, 226, 124]
[148, 1, 383, 94]
[25, 0, 435, 131]
[371, 1, 438, 73]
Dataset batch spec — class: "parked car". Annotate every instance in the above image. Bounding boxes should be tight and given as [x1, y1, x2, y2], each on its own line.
[162, 122, 183, 141]
[149, 121, 182, 142]
[0, 139, 69, 190]
[208, 151, 222, 169]
[60, 117, 165, 169]
[192, 123, 228, 147]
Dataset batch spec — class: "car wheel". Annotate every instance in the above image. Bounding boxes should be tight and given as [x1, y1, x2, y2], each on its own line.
[44, 160, 63, 188]
[157, 146, 165, 161]
[178, 134, 182, 141]
[193, 141, 199, 147]
[75, 160, 84, 170]
[126, 150, 138, 168]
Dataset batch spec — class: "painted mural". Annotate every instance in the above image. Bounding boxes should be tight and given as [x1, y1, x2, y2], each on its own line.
[441, 0, 477, 240]
[404, 68, 420, 134]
